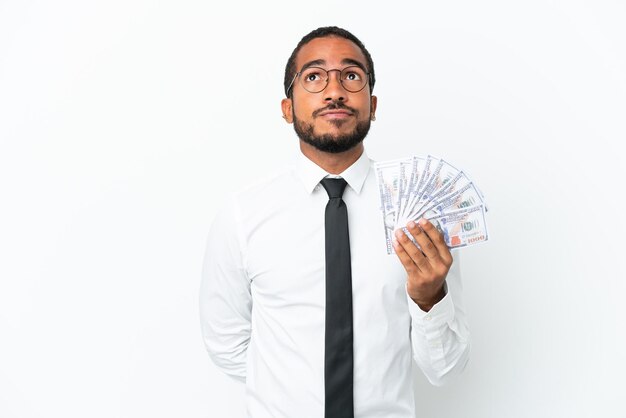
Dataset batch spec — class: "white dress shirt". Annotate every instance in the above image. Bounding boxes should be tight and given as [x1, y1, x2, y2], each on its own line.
[200, 150, 470, 418]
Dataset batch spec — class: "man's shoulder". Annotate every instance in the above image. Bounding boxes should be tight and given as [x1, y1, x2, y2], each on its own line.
[239, 163, 295, 194]
[225, 162, 297, 208]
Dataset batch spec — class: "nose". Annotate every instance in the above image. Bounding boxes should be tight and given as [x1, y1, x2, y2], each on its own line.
[323, 69, 346, 102]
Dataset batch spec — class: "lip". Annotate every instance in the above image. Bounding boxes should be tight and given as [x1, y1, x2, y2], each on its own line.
[318, 110, 353, 119]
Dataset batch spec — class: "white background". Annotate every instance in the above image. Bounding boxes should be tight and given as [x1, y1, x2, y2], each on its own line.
[1, 1, 625, 417]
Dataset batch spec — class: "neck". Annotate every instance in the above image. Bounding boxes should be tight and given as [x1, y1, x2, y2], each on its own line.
[299, 141, 364, 175]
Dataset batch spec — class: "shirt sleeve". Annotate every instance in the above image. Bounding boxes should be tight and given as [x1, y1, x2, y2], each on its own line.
[199, 194, 251, 383]
[406, 250, 470, 386]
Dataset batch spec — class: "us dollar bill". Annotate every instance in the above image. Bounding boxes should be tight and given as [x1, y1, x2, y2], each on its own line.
[417, 181, 484, 220]
[430, 204, 489, 248]
[397, 156, 425, 227]
[407, 160, 464, 221]
[374, 159, 405, 254]
[398, 155, 434, 227]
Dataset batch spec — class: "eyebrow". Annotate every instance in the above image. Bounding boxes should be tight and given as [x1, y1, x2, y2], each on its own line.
[340, 58, 367, 73]
[299, 59, 326, 72]
[298, 58, 368, 73]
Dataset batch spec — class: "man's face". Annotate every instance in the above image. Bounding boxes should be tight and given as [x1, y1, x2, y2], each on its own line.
[282, 36, 377, 153]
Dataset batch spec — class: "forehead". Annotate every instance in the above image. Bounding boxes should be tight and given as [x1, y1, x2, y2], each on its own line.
[295, 36, 367, 69]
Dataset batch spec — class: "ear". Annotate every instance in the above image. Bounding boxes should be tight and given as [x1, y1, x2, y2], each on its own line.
[281, 98, 293, 123]
[370, 95, 378, 120]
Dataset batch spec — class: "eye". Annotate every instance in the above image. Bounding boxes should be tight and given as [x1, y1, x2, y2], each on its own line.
[344, 72, 361, 81]
[304, 72, 322, 82]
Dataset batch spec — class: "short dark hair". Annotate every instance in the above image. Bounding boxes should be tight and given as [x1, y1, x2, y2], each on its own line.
[283, 26, 376, 97]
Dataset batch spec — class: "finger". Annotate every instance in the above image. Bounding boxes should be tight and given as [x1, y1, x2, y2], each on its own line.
[392, 236, 420, 276]
[407, 220, 440, 261]
[418, 218, 453, 266]
[394, 228, 431, 273]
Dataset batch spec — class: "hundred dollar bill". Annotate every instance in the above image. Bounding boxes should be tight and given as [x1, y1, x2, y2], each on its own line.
[417, 181, 484, 220]
[414, 155, 437, 204]
[430, 204, 489, 248]
[415, 159, 460, 209]
[374, 159, 406, 254]
[398, 155, 435, 227]
[394, 159, 411, 229]
[407, 160, 464, 221]
[427, 171, 471, 205]
[396, 156, 425, 227]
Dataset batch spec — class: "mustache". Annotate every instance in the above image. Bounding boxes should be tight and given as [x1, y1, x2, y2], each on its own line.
[312, 102, 359, 118]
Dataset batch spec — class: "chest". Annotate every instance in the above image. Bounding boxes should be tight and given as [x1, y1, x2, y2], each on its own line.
[243, 189, 407, 312]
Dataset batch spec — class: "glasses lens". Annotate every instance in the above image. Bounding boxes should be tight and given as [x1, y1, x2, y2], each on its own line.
[340, 66, 367, 92]
[300, 67, 328, 93]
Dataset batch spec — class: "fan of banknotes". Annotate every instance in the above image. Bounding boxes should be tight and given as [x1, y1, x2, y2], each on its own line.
[374, 155, 489, 254]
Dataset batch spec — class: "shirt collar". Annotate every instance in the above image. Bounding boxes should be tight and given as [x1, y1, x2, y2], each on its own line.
[295, 149, 371, 195]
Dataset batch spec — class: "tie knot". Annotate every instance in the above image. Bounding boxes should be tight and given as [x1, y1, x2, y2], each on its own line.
[320, 177, 348, 199]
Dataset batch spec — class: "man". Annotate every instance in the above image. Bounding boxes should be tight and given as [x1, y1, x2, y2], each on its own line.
[200, 26, 470, 418]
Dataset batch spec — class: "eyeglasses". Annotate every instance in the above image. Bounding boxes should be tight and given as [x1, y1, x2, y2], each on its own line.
[286, 66, 370, 96]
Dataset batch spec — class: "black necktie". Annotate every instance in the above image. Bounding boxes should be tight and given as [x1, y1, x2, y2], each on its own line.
[320, 177, 354, 418]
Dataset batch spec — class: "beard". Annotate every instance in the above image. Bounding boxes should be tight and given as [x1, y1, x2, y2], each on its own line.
[292, 104, 372, 154]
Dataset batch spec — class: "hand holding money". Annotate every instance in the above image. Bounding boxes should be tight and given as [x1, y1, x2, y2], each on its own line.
[375, 154, 488, 309]
[393, 218, 452, 311]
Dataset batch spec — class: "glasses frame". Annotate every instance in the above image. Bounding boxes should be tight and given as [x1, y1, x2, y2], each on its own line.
[286, 65, 371, 97]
